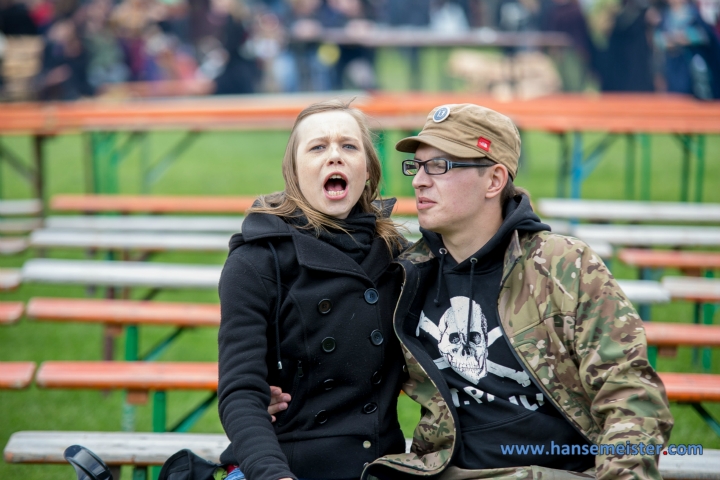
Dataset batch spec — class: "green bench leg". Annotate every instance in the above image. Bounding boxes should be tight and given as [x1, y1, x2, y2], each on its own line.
[133, 466, 148, 480]
[691, 403, 720, 438]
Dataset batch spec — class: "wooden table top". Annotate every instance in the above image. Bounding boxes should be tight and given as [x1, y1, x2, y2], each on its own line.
[2, 93, 719, 135]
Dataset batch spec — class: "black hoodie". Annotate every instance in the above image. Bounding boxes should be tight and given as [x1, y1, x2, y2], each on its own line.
[416, 194, 594, 471]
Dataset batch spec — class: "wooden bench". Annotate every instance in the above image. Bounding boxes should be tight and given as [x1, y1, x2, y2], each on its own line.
[0, 217, 43, 234]
[662, 276, 720, 303]
[0, 362, 36, 389]
[27, 298, 219, 327]
[19, 258, 668, 304]
[3, 431, 719, 480]
[0, 301, 25, 325]
[21, 259, 221, 290]
[45, 215, 243, 233]
[27, 298, 220, 361]
[559, 224, 720, 248]
[50, 195, 420, 216]
[619, 249, 720, 273]
[36, 361, 218, 434]
[538, 198, 720, 223]
[0, 199, 42, 217]
[30, 229, 232, 253]
[0, 268, 21, 291]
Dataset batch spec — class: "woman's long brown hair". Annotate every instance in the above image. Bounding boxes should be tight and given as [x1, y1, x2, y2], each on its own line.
[248, 99, 406, 253]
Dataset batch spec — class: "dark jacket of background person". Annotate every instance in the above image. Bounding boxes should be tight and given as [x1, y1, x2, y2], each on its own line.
[544, 0, 597, 73]
[217, 210, 406, 480]
[655, 3, 720, 99]
[600, 0, 654, 92]
[0, 0, 39, 35]
[37, 19, 94, 100]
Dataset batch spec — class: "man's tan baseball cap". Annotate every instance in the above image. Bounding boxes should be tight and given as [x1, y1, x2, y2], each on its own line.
[396, 104, 521, 179]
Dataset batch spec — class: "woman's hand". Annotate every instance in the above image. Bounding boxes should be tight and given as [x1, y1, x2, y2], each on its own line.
[268, 386, 291, 422]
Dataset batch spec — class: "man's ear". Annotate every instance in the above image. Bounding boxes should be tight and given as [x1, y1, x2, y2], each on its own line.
[485, 165, 508, 200]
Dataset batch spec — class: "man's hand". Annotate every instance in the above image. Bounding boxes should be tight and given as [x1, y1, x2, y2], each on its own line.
[268, 386, 291, 422]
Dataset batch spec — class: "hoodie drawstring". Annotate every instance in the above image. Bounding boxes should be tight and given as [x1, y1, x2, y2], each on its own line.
[467, 257, 477, 343]
[434, 248, 448, 306]
[268, 242, 283, 370]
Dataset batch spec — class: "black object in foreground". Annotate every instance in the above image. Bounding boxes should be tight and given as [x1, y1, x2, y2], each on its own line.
[64, 445, 113, 480]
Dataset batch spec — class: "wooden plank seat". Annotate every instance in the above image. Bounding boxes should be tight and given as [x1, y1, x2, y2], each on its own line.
[50, 195, 420, 216]
[19, 258, 665, 303]
[662, 276, 720, 303]
[3, 431, 719, 480]
[661, 372, 720, 404]
[35, 361, 218, 392]
[21, 259, 221, 289]
[0, 268, 21, 291]
[0, 199, 42, 217]
[569, 224, 720, 248]
[645, 323, 720, 349]
[27, 298, 219, 327]
[0, 218, 43, 233]
[45, 215, 243, 233]
[0, 301, 24, 325]
[30, 229, 231, 253]
[538, 198, 720, 223]
[619, 249, 720, 270]
[0, 362, 36, 389]
[0, 237, 30, 255]
[3, 431, 230, 467]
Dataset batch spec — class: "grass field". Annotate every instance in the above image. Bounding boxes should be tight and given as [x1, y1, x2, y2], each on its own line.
[0, 128, 718, 479]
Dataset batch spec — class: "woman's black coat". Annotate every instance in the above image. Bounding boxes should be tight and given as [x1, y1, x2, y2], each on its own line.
[217, 211, 406, 480]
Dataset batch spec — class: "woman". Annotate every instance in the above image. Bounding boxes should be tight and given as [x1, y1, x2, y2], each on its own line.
[218, 99, 408, 480]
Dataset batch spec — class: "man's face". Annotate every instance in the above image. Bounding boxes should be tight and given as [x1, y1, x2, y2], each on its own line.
[411, 144, 490, 235]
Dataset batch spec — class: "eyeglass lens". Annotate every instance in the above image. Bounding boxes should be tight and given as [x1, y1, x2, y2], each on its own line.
[403, 159, 448, 175]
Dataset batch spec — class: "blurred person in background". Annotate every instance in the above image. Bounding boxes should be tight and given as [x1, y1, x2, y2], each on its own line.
[543, 0, 598, 90]
[598, 0, 655, 92]
[36, 16, 94, 99]
[0, 0, 39, 35]
[378, 0, 431, 90]
[83, 0, 130, 89]
[652, 0, 720, 99]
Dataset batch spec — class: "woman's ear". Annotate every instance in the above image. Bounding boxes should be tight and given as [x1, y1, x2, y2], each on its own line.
[485, 165, 508, 200]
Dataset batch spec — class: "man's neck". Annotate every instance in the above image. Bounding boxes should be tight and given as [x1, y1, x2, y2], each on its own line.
[440, 205, 504, 263]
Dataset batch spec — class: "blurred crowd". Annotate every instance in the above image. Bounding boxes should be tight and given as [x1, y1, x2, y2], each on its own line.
[1, 0, 720, 100]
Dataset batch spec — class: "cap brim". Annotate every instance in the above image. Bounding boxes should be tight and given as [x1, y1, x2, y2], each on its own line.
[396, 134, 488, 159]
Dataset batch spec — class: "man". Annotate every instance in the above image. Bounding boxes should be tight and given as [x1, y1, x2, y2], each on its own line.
[362, 104, 673, 480]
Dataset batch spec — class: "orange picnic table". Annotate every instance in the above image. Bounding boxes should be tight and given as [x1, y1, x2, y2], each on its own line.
[1, 93, 718, 205]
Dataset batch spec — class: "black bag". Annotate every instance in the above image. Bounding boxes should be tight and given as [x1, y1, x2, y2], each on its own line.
[158, 449, 221, 480]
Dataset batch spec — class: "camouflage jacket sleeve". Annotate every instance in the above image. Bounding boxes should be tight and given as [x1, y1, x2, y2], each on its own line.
[572, 242, 673, 480]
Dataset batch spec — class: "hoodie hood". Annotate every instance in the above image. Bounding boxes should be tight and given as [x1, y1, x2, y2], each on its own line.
[422, 193, 549, 270]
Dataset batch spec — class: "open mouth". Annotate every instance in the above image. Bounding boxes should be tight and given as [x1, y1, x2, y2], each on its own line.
[324, 174, 348, 198]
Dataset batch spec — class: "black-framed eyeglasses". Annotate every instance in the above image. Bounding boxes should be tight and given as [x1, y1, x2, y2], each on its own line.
[402, 158, 495, 176]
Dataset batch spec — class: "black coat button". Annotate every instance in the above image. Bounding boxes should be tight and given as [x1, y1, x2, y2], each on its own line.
[322, 337, 336, 353]
[364, 288, 379, 304]
[370, 330, 383, 346]
[362, 403, 378, 414]
[371, 371, 383, 385]
[318, 299, 332, 314]
[323, 379, 335, 390]
[315, 410, 328, 424]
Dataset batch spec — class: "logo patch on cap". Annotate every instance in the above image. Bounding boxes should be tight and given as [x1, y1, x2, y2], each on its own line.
[477, 137, 491, 152]
[433, 106, 450, 123]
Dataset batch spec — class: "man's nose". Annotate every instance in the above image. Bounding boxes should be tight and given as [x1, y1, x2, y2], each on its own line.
[412, 167, 432, 189]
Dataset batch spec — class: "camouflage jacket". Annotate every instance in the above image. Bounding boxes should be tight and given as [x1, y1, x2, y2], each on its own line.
[362, 230, 673, 480]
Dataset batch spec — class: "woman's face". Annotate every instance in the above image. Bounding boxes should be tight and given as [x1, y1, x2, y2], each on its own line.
[294, 111, 369, 219]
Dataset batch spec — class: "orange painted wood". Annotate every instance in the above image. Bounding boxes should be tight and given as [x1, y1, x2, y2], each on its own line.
[51, 194, 420, 215]
[36, 362, 218, 390]
[0, 362, 36, 389]
[659, 372, 720, 403]
[644, 323, 720, 348]
[27, 298, 220, 327]
[619, 249, 720, 269]
[0, 301, 24, 325]
[2, 94, 720, 135]
[52, 195, 256, 213]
